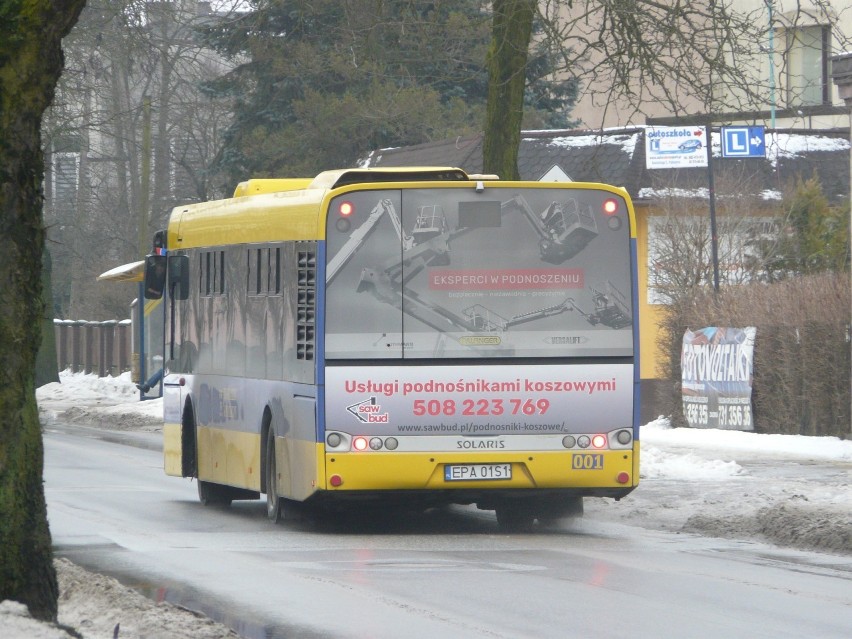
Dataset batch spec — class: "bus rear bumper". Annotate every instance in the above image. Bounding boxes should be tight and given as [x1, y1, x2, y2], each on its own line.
[321, 448, 638, 502]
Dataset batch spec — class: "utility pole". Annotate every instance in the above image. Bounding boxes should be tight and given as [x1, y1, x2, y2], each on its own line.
[765, 0, 776, 129]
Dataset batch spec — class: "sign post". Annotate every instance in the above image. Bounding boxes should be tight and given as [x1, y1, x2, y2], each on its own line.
[706, 125, 720, 292]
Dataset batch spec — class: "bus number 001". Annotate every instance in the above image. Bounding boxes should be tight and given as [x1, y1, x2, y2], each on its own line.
[412, 398, 550, 417]
[572, 454, 604, 470]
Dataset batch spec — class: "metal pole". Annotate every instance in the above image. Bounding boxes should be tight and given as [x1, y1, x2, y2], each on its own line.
[706, 124, 720, 292]
[138, 282, 146, 400]
[766, 0, 776, 129]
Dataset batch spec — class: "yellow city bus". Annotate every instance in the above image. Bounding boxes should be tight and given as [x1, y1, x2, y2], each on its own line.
[143, 167, 640, 530]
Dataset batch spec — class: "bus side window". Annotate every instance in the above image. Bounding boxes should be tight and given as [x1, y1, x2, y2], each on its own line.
[144, 254, 167, 299]
[168, 254, 189, 300]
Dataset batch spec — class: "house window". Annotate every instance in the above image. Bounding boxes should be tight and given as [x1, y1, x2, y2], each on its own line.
[786, 24, 831, 107]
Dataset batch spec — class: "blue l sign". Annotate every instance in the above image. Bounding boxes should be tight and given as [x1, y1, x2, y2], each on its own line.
[721, 126, 766, 158]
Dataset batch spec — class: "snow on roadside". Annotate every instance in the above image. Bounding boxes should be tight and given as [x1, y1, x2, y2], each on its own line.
[642, 416, 852, 461]
[639, 444, 746, 480]
[1, 559, 241, 639]
[38, 371, 141, 406]
[38, 371, 164, 432]
[0, 601, 76, 639]
[587, 416, 851, 555]
[57, 559, 240, 639]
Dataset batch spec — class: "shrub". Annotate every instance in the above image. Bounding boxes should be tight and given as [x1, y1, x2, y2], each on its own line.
[658, 272, 850, 437]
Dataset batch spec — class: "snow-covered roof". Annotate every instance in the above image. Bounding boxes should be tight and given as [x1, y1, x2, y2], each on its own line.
[366, 127, 851, 202]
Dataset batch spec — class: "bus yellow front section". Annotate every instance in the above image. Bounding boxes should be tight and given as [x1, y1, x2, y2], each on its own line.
[322, 447, 637, 492]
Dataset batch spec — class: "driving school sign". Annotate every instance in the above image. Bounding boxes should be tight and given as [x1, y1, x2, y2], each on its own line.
[645, 126, 708, 169]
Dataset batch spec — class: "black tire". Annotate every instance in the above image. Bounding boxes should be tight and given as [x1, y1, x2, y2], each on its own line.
[542, 496, 584, 520]
[563, 496, 584, 518]
[538, 497, 584, 529]
[181, 403, 197, 478]
[495, 504, 535, 532]
[266, 429, 282, 523]
[197, 479, 233, 506]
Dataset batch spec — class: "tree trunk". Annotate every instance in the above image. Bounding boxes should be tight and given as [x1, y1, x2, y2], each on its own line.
[483, 0, 535, 180]
[0, 0, 87, 622]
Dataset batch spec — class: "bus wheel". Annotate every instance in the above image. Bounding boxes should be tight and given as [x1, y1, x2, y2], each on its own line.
[266, 429, 282, 523]
[495, 504, 535, 532]
[538, 497, 584, 529]
[197, 479, 232, 506]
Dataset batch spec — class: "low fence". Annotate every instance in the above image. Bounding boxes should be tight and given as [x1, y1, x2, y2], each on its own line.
[54, 319, 133, 378]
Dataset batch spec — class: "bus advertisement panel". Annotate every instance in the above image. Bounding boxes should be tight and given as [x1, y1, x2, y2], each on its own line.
[326, 363, 632, 441]
[324, 185, 635, 446]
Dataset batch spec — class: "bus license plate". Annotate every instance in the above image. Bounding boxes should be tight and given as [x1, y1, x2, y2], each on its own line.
[444, 464, 512, 481]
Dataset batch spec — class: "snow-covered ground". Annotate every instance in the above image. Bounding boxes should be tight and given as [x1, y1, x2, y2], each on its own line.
[4, 370, 850, 638]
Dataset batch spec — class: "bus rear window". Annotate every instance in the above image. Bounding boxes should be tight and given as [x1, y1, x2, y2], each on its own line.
[324, 187, 634, 359]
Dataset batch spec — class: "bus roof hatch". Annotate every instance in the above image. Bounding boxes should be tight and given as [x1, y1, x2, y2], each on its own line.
[311, 167, 470, 190]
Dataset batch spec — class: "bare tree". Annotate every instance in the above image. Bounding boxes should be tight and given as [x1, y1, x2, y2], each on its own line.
[646, 165, 783, 304]
[44, 0, 239, 320]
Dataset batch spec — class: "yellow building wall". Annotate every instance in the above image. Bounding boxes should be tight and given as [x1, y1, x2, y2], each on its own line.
[634, 204, 668, 382]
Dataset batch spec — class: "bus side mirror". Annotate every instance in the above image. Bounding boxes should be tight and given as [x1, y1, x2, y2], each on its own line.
[143, 254, 167, 299]
[168, 254, 189, 300]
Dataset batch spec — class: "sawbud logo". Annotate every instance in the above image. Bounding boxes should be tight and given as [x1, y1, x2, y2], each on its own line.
[346, 397, 390, 423]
